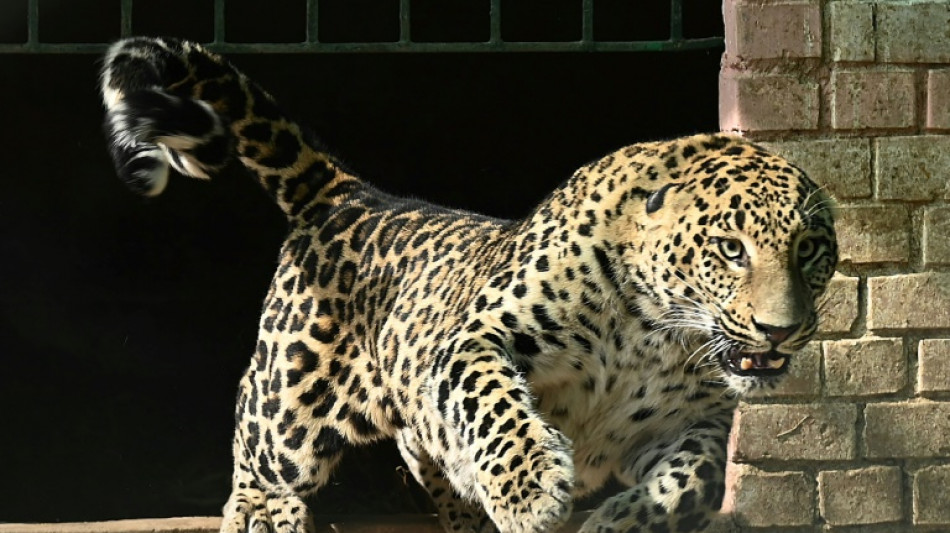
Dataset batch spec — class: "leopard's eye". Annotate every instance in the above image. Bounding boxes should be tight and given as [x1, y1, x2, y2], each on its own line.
[718, 238, 745, 262]
[797, 238, 817, 261]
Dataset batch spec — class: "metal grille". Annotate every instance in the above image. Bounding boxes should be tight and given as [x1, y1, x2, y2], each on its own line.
[0, 0, 722, 54]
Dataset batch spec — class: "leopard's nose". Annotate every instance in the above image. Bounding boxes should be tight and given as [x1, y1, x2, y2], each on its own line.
[753, 319, 800, 346]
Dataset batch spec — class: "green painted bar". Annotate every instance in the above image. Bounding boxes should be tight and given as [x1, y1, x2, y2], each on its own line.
[1, 0, 722, 54]
[582, 0, 594, 44]
[489, 0, 502, 46]
[120, 0, 133, 38]
[0, 37, 722, 55]
[306, 0, 319, 43]
[213, 0, 225, 44]
[27, 0, 38, 47]
[670, 0, 684, 41]
[399, 0, 411, 44]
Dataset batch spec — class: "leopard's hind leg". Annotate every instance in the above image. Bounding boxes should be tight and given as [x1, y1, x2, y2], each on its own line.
[221, 472, 315, 533]
[220, 434, 322, 533]
[221, 349, 346, 533]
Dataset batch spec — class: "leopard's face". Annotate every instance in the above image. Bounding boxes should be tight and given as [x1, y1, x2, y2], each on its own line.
[626, 148, 837, 395]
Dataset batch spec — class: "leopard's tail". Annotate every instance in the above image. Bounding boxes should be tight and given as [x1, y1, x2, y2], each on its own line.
[100, 36, 358, 218]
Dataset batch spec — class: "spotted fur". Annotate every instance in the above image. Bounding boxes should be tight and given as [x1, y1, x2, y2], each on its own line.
[101, 37, 838, 533]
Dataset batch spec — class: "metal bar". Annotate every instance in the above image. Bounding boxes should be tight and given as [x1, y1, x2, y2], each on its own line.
[399, 0, 411, 44]
[27, 0, 38, 47]
[0, 43, 106, 54]
[306, 0, 320, 43]
[581, 0, 594, 46]
[670, 0, 684, 41]
[213, 0, 226, 43]
[0, 37, 724, 55]
[120, 0, 134, 38]
[205, 39, 727, 53]
[489, 0, 502, 45]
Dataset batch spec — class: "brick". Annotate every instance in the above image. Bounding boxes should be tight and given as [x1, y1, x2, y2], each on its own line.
[875, 136, 950, 201]
[762, 138, 871, 199]
[746, 342, 820, 399]
[725, 2, 821, 60]
[835, 204, 911, 264]
[828, 1, 875, 62]
[927, 69, 950, 130]
[732, 403, 857, 462]
[877, 2, 950, 63]
[720, 68, 820, 132]
[918, 339, 950, 394]
[830, 69, 916, 130]
[818, 273, 860, 334]
[818, 466, 903, 526]
[914, 465, 950, 525]
[823, 337, 906, 397]
[865, 400, 950, 458]
[725, 464, 814, 527]
[923, 206, 950, 266]
[868, 273, 950, 330]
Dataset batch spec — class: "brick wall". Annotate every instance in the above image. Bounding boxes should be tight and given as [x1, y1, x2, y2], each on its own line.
[718, 1, 950, 531]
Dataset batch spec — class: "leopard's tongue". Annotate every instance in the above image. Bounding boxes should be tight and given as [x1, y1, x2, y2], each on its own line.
[737, 352, 786, 371]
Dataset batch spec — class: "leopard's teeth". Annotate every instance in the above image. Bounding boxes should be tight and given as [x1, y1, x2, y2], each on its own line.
[740, 357, 754, 371]
[768, 357, 786, 370]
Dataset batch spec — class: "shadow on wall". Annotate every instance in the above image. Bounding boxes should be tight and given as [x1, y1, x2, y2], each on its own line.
[0, 4, 723, 523]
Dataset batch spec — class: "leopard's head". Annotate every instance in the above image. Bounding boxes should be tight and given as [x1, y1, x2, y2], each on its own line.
[617, 135, 838, 395]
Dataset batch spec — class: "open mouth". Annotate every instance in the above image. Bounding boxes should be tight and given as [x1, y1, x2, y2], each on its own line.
[722, 348, 790, 377]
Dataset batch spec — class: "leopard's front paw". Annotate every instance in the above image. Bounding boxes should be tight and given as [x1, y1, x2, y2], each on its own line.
[221, 488, 315, 533]
[483, 427, 574, 533]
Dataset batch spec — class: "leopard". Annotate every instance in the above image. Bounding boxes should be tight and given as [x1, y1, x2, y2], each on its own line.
[100, 36, 838, 533]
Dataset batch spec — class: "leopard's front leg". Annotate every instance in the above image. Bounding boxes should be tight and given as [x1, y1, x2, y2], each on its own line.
[580, 410, 732, 533]
[414, 337, 575, 533]
[396, 429, 497, 533]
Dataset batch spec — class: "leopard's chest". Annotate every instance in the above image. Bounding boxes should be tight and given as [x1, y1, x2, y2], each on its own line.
[531, 337, 723, 497]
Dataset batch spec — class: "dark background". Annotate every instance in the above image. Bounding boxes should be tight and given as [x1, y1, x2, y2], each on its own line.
[0, 0, 723, 522]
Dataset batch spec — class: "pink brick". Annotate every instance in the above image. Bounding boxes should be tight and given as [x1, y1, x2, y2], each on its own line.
[865, 401, 950, 458]
[762, 138, 871, 199]
[923, 206, 950, 266]
[725, 464, 815, 527]
[868, 273, 950, 330]
[720, 67, 820, 132]
[927, 69, 950, 130]
[725, 1, 821, 60]
[828, 1, 875, 62]
[819, 466, 904, 525]
[823, 338, 906, 397]
[835, 204, 911, 264]
[831, 69, 916, 130]
[732, 403, 857, 462]
[877, 2, 950, 63]
[914, 465, 950, 525]
[874, 136, 950, 201]
[818, 274, 860, 334]
[918, 339, 950, 394]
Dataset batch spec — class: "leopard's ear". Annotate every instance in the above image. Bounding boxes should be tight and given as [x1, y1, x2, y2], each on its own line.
[645, 183, 683, 216]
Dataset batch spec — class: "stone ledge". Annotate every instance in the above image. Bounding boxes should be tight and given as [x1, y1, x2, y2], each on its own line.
[0, 512, 740, 533]
[0, 518, 221, 533]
